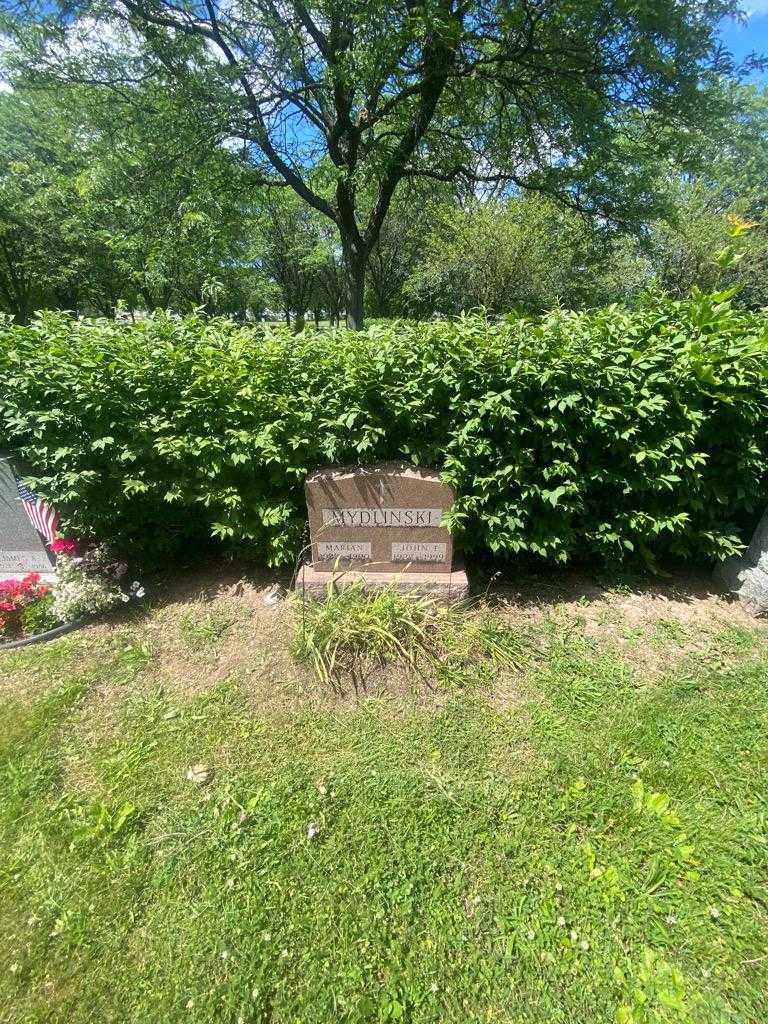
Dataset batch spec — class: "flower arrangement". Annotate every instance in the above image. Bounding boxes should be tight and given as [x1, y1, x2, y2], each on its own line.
[0, 538, 146, 643]
[51, 553, 122, 624]
[50, 538, 77, 556]
[0, 574, 57, 640]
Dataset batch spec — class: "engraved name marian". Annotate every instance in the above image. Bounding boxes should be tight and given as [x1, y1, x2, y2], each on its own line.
[322, 508, 443, 528]
[317, 541, 371, 560]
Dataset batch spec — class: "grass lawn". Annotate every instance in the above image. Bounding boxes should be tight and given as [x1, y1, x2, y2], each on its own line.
[1, 566, 766, 1024]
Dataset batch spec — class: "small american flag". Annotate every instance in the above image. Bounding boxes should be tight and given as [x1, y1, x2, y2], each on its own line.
[14, 473, 59, 545]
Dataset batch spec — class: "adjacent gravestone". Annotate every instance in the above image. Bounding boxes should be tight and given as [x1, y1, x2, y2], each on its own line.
[715, 507, 768, 616]
[298, 462, 468, 599]
[0, 456, 55, 578]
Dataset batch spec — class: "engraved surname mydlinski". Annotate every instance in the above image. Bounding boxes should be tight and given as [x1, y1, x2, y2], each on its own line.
[322, 508, 443, 528]
[317, 541, 371, 561]
[391, 542, 447, 563]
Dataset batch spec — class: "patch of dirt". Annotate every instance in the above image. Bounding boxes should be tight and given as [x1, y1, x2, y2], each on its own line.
[111, 561, 768, 700]
[6, 561, 765, 715]
[144, 567, 306, 712]
[484, 566, 768, 678]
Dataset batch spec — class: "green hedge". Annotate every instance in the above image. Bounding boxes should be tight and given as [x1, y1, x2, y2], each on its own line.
[1, 294, 766, 568]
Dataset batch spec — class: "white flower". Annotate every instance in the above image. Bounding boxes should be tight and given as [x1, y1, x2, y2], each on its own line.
[51, 554, 122, 623]
[709, 906, 720, 920]
[557, 916, 566, 927]
[526, 929, 535, 940]
[307, 821, 320, 840]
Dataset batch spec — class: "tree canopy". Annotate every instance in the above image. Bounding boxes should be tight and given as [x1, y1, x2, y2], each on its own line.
[2, 0, 752, 327]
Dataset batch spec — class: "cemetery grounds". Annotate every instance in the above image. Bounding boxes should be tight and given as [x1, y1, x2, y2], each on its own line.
[0, 565, 766, 1024]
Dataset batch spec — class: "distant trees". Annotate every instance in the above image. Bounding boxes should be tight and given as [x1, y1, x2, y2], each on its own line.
[402, 196, 616, 316]
[639, 85, 768, 308]
[1, 70, 768, 323]
[4, 0, 749, 328]
[0, 91, 95, 322]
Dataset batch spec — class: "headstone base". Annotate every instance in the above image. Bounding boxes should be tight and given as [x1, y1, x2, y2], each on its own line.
[296, 560, 470, 603]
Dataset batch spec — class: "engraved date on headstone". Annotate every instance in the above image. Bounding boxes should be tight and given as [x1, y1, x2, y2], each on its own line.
[317, 541, 372, 561]
[391, 542, 447, 563]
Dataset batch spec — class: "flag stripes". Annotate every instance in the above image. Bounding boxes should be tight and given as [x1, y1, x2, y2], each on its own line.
[14, 474, 59, 544]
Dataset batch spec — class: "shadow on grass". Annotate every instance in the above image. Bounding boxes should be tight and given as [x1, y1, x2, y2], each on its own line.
[103, 557, 295, 628]
[467, 555, 729, 612]
[105, 551, 734, 631]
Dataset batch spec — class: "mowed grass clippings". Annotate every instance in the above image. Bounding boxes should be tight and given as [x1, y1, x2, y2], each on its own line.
[0, 591, 766, 1023]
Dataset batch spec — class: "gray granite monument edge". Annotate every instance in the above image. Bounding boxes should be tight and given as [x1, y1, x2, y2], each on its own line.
[0, 454, 56, 578]
[714, 506, 768, 616]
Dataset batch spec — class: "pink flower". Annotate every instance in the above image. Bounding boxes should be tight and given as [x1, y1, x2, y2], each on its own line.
[51, 538, 77, 555]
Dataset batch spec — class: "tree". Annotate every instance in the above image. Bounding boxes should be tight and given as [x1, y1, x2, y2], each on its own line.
[403, 195, 621, 315]
[259, 192, 322, 327]
[629, 85, 768, 308]
[4, 0, 747, 327]
[366, 185, 449, 317]
[0, 83, 274, 320]
[0, 89, 111, 321]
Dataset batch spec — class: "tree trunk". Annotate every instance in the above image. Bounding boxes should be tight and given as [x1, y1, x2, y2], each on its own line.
[343, 247, 366, 330]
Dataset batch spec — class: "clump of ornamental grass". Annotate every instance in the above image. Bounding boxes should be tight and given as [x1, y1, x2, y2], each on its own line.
[291, 582, 527, 693]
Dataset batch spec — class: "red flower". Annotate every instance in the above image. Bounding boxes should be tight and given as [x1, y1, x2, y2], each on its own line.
[0, 601, 15, 612]
[23, 573, 41, 585]
[51, 538, 77, 555]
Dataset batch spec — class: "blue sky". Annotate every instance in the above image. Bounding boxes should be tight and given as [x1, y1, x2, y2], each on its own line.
[720, 5, 768, 76]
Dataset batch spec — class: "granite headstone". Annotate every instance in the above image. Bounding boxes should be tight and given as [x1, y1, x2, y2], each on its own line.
[299, 462, 468, 599]
[0, 456, 55, 577]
